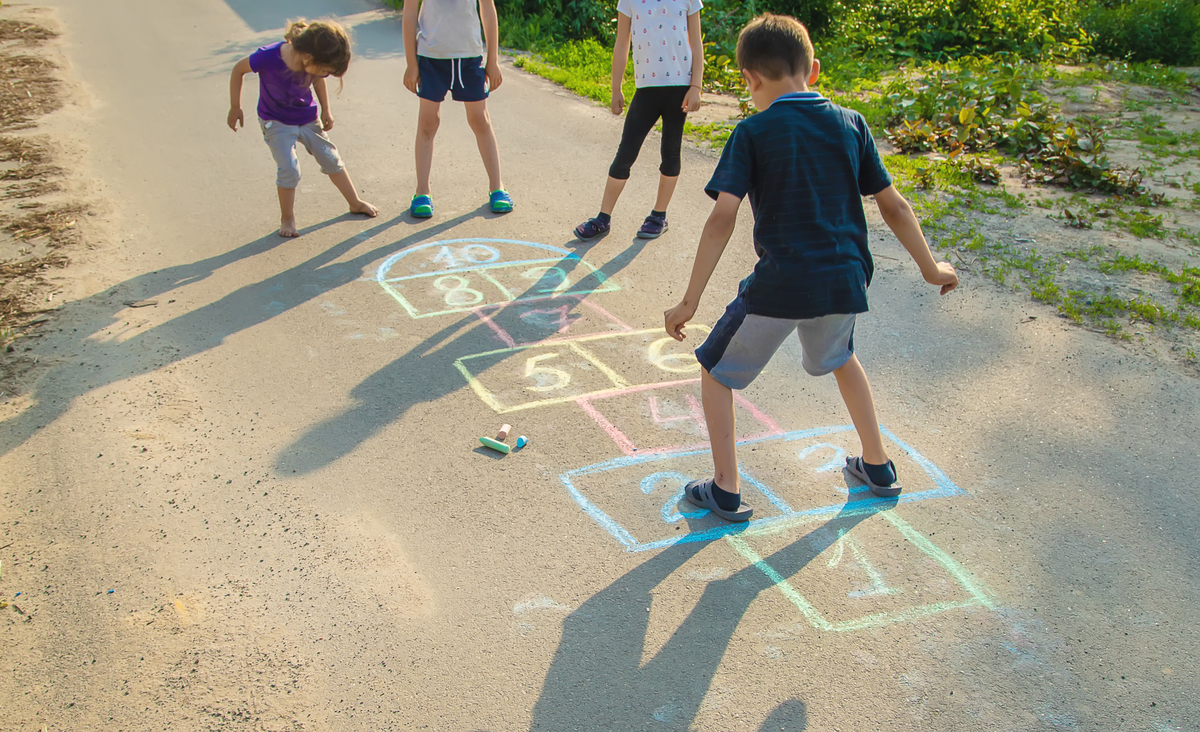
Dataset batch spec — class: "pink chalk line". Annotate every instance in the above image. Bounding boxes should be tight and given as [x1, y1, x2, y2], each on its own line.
[577, 386, 786, 456]
[471, 297, 635, 349]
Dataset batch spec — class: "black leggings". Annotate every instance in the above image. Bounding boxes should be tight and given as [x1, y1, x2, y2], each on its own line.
[608, 85, 689, 180]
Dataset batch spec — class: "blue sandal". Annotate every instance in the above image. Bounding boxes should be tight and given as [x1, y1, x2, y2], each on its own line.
[410, 194, 433, 219]
[489, 189, 513, 213]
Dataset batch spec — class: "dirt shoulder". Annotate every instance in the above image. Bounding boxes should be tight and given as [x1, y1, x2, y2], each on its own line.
[0, 5, 94, 401]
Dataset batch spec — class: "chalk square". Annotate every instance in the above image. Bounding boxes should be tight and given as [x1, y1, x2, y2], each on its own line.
[455, 330, 715, 414]
[475, 297, 633, 349]
[574, 325, 710, 388]
[381, 269, 513, 319]
[728, 512, 993, 631]
[457, 341, 625, 412]
[482, 259, 619, 302]
[559, 426, 967, 552]
[579, 384, 782, 456]
[374, 238, 621, 320]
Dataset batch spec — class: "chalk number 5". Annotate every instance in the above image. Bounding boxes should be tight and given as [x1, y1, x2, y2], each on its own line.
[524, 352, 571, 392]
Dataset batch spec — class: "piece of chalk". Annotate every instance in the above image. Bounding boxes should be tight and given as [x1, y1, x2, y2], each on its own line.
[497, 423, 512, 441]
[515, 435, 529, 449]
[479, 436, 511, 454]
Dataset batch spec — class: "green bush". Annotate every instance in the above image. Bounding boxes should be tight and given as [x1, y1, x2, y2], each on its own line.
[1082, 0, 1200, 65]
[836, 0, 1089, 60]
[498, 0, 617, 46]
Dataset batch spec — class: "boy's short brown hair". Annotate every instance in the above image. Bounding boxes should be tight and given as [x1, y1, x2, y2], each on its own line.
[736, 14, 814, 81]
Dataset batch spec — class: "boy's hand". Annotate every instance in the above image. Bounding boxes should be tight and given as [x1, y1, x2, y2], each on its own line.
[321, 110, 334, 131]
[664, 300, 696, 341]
[486, 61, 503, 91]
[403, 64, 420, 95]
[682, 86, 701, 112]
[227, 108, 243, 131]
[611, 88, 625, 115]
[927, 261, 959, 295]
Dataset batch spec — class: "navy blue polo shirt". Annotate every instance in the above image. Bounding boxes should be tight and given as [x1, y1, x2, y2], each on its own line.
[705, 92, 892, 319]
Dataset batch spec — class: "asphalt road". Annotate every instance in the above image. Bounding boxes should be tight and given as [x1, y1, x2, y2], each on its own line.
[2, 0, 1199, 729]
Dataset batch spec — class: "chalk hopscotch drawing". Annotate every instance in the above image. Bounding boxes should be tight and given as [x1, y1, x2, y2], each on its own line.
[453, 326, 712, 413]
[370, 236, 994, 630]
[558, 424, 966, 552]
[375, 239, 621, 319]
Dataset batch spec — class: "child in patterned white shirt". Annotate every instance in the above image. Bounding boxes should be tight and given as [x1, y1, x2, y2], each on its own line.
[574, 0, 704, 241]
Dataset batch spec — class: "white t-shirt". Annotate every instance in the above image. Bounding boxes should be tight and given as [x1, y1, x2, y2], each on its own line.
[417, 0, 487, 59]
[617, 0, 702, 88]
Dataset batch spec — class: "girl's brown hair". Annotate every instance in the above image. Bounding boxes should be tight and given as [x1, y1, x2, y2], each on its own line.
[284, 19, 352, 78]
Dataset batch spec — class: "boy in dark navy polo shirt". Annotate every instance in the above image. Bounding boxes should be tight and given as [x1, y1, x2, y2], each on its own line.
[664, 13, 959, 521]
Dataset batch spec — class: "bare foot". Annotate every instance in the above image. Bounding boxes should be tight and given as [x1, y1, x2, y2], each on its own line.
[279, 219, 300, 237]
[350, 200, 379, 217]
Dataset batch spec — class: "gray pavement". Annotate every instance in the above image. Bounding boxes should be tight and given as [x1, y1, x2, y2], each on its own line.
[1, 0, 1198, 729]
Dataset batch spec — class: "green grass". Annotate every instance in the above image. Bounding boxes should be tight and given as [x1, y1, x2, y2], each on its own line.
[511, 39, 635, 107]
[502, 27, 1200, 348]
[682, 121, 734, 148]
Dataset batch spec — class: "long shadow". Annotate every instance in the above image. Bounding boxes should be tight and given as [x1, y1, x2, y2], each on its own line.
[221, 0, 380, 34]
[530, 496, 894, 731]
[275, 236, 648, 474]
[0, 211, 486, 457]
[201, 6, 406, 80]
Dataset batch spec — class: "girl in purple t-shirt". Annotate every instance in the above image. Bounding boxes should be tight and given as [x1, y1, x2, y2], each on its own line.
[228, 19, 377, 237]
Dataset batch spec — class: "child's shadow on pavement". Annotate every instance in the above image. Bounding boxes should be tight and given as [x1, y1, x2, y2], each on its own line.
[530, 497, 892, 730]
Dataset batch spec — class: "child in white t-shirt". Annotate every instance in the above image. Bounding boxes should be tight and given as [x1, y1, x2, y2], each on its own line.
[402, 0, 513, 217]
[574, 0, 704, 241]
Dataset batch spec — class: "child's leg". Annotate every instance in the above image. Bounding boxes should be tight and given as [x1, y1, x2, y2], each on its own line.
[464, 100, 502, 192]
[701, 367, 739, 493]
[596, 176, 627, 216]
[276, 186, 299, 238]
[653, 89, 687, 213]
[603, 88, 663, 213]
[832, 354, 889, 465]
[415, 98, 442, 196]
[653, 175, 679, 213]
[261, 119, 303, 237]
[691, 301, 797, 519]
[327, 170, 378, 217]
[297, 122, 378, 218]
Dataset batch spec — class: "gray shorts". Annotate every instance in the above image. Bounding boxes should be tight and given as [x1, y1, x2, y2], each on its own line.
[259, 118, 344, 188]
[695, 296, 857, 389]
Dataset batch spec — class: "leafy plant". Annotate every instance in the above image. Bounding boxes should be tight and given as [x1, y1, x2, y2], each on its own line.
[835, 0, 1090, 61]
[881, 57, 1145, 194]
[1082, 0, 1200, 65]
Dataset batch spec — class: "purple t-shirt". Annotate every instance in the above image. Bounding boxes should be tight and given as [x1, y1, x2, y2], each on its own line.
[248, 42, 317, 126]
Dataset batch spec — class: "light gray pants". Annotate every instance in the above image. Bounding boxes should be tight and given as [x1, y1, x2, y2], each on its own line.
[259, 118, 344, 188]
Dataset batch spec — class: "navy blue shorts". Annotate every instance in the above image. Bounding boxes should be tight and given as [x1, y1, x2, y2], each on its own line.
[417, 55, 488, 103]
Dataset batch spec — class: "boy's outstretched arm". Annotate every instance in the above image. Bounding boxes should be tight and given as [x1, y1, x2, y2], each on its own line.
[227, 57, 252, 131]
[873, 185, 959, 295]
[665, 192, 742, 340]
[610, 13, 632, 115]
[479, 0, 502, 91]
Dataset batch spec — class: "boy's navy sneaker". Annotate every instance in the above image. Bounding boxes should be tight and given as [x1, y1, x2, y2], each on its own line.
[637, 213, 668, 239]
[574, 216, 610, 240]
